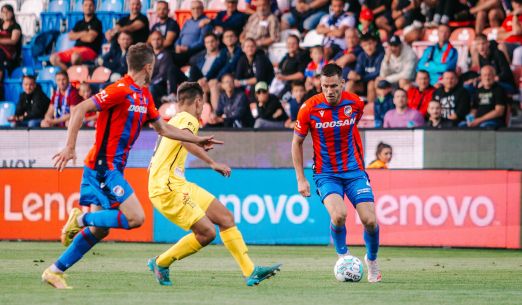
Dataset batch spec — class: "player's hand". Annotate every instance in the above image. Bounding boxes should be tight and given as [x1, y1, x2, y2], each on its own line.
[197, 136, 224, 151]
[211, 162, 231, 177]
[52, 146, 76, 172]
[297, 179, 311, 197]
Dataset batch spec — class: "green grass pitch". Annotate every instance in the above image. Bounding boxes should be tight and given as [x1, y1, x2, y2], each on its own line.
[0, 241, 521, 305]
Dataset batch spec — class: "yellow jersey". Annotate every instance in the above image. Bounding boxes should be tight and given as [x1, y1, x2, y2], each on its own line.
[148, 111, 199, 197]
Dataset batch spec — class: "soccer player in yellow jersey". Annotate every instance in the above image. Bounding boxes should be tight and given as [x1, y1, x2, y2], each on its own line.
[147, 82, 281, 286]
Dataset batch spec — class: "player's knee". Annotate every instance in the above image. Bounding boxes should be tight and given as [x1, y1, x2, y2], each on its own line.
[363, 217, 378, 231]
[126, 214, 145, 228]
[198, 226, 216, 246]
[331, 211, 347, 226]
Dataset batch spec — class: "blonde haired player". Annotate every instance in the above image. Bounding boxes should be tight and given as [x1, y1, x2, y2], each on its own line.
[147, 82, 281, 286]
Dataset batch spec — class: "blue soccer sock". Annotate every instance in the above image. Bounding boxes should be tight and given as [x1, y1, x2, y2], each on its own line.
[330, 223, 348, 255]
[54, 228, 100, 272]
[364, 225, 380, 261]
[82, 210, 130, 229]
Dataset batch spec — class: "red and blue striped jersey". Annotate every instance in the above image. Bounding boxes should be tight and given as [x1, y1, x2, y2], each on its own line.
[85, 75, 160, 172]
[294, 91, 365, 174]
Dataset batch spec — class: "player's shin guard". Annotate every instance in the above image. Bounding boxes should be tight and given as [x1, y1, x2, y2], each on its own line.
[220, 226, 255, 277]
[54, 228, 100, 272]
[156, 233, 202, 268]
[363, 224, 380, 261]
[82, 210, 130, 229]
[330, 223, 348, 255]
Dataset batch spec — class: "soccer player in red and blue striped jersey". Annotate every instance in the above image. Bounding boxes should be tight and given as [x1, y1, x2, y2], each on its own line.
[42, 43, 222, 289]
[292, 63, 382, 283]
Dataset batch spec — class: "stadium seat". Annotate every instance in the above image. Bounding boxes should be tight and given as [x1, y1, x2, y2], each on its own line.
[207, 0, 226, 10]
[67, 65, 89, 82]
[268, 42, 287, 65]
[301, 30, 324, 48]
[179, 0, 192, 9]
[22, 30, 60, 69]
[141, 0, 151, 14]
[483, 27, 499, 41]
[158, 102, 178, 120]
[41, 0, 70, 33]
[450, 28, 475, 47]
[37, 66, 59, 97]
[97, 0, 125, 33]
[3, 67, 35, 104]
[279, 29, 301, 42]
[87, 66, 112, 84]
[147, 9, 159, 28]
[0, 101, 16, 127]
[17, 0, 45, 41]
[238, 0, 248, 11]
[277, 0, 290, 13]
[422, 28, 439, 43]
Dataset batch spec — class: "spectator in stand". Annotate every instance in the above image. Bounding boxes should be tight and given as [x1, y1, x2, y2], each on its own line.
[497, 0, 522, 60]
[105, 0, 149, 46]
[470, 0, 505, 33]
[316, 0, 356, 60]
[426, 100, 453, 128]
[270, 34, 309, 100]
[41, 71, 82, 128]
[429, 0, 472, 26]
[303, 71, 322, 101]
[391, 0, 421, 31]
[347, 34, 384, 104]
[201, 0, 248, 36]
[334, 28, 363, 80]
[358, 6, 380, 38]
[374, 80, 395, 128]
[240, 0, 280, 49]
[189, 33, 225, 109]
[433, 70, 471, 126]
[407, 70, 435, 116]
[8, 75, 50, 128]
[379, 35, 417, 88]
[465, 65, 508, 128]
[213, 73, 254, 128]
[150, 31, 186, 108]
[174, 0, 211, 66]
[283, 81, 307, 128]
[0, 3, 21, 93]
[50, 0, 102, 71]
[383, 88, 424, 127]
[100, 31, 132, 80]
[281, 0, 330, 32]
[367, 142, 393, 169]
[470, 34, 516, 93]
[304, 46, 326, 80]
[252, 81, 287, 128]
[417, 24, 458, 86]
[150, 0, 180, 49]
[235, 38, 274, 101]
[363, 1, 393, 34]
[78, 82, 97, 127]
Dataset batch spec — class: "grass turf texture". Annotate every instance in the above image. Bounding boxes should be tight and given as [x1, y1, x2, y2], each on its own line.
[0, 241, 521, 305]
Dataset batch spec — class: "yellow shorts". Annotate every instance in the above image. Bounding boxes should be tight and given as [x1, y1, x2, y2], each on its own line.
[150, 182, 215, 230]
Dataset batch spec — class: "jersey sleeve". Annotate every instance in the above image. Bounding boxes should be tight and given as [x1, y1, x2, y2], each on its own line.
[355, 94, 365, 122]
[91, 83, 127, 111]
[145, 92, 160, 122]
[294, 102, 311, 138]
[173, 113, 199, 135]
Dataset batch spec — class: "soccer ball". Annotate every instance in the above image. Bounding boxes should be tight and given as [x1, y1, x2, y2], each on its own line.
[334, 255, 364, 282]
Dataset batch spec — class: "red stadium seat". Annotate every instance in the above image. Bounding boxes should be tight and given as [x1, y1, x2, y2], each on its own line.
[450, 28, 475, 47]
[87, 66, 112, 84]
[67, 65, 89, 83]
[207, 0, 226, 10]
[158, 102, 178, 120]
[422, 28, 439, 43]
[482, 27, 500, 41]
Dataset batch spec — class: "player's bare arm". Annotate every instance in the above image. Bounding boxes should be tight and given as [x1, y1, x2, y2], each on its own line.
[52, 98, 98, 171]
[291, 133, 310, 197]
[150, 119, 223, 150]
[180, 130, 231, 177]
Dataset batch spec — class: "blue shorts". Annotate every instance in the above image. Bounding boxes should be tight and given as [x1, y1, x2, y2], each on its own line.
[313, 171, 374, 206]
[79, 166, 134, 209]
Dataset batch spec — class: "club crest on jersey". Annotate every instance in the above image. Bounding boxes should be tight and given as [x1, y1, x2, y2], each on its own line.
[112, 185, 125, 197]
[344, 105, 352, 116]
[319, 110, 325, 117]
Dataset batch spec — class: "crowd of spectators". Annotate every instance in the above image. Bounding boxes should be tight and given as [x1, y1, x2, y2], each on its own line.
[1, 0, 521, 129]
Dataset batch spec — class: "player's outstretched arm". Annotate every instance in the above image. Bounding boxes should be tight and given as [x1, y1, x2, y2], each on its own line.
[52, 98, 98, 171]
[151, 119, 223, 150]
[291, 133, 311, 197]
[181, 137, 231, 177]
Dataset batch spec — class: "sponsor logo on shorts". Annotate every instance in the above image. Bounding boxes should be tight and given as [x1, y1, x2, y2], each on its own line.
[356, 188, 372, 195]
[112, 185, 125, 197]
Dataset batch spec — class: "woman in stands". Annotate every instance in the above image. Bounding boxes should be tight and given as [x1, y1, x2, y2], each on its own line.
[0, 4, 22, 99]
[367, 142, 393, 169]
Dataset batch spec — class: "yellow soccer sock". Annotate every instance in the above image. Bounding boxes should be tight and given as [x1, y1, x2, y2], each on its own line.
[220, 226, 255, 277]
[156, 233, 203, 268]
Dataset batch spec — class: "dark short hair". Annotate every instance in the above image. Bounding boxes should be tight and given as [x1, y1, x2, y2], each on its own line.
[223, 28, 237, 36]
[22, 74, 36, 82]
[204, 32, 218, 41]
[127, 42, 154, 72]
[394, 88, 407, 95]
[149, 30, 163, 39]
[220, 73, 234, 81]
[177, 82, 204, 105]
[55, 70, 69, 79]
[1, 4, 14, 15]
[417, 69, 430, 77]
[475, 33, 488, 42]
[287, 34, 300, 44]
[291, 80, 305, 89]
[321, 63, 343, 78]
[83, 0, 95, 4]
[157, 0, 169, 7]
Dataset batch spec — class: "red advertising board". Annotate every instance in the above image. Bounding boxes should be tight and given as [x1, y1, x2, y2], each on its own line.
[0, 169, 153, 242]
[346, 170, 521, 249]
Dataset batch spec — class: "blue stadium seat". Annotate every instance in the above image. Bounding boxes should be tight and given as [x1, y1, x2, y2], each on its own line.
[3, 67, 35, 104]
[66, 12, 84, 31]
[0, 101, 16, 127]
[37, 67, 59, 97]
[97, 0, 125, 32]
[22, 31, 60, 69]
[141, 0, 150, 15]
[40, 0, 71, 32]
[36, 33, 76, 65]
